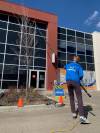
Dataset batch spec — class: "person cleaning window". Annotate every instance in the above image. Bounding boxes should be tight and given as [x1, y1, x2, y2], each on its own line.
[64, 55, 90, 124]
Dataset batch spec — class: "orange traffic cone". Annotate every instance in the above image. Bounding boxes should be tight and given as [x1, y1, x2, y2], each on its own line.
[17, 98, 24, 107]
[58, 96, 63, 105]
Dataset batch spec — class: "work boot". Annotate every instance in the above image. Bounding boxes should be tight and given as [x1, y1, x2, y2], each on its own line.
[80, 116, 90, 124]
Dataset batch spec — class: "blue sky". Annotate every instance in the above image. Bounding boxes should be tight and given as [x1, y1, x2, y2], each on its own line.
[8, 0, 100, 33]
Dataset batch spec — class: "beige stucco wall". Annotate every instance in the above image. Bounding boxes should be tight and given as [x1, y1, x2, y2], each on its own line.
[92, 32, 100, 91]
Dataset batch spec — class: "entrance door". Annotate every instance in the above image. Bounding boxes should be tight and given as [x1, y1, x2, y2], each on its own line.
[29, 70, 45, 89]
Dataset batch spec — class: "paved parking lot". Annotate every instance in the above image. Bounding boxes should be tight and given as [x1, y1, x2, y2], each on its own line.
[0, 91, 99, 133]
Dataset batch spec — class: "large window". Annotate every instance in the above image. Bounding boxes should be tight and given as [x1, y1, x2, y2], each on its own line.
[0, 29, 6, 43]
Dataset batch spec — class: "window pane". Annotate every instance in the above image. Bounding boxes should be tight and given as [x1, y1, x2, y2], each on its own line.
[20, 56, 33, 66]
[22, 33, 34, 47]
[58, 34, 66, 40]
[87, 63, 95, 71]
[2, 81, 17, 89]
[77, 43, 85, 54]
[67, 29, 75, 36]
[18, 70, 27, 87]
[34, 58, 46, 67]
[58, 40, 66, 52]
[76, 37, 84, 43]
[0, 54, 4, 63]
[79, 63, 86, 70]
[3, 65, 18, 80]
[22, 26, 34, 34]
[0, 64, 3, 79]
[36, 29, 46, 36]
[78, 54, 86, 62]
[85, 39, 93, 45]
[0, 29, 6, 43]
[21, 47, 34, 56]
[67, 35, 75, 42]
[58, 60, 66, 68]
[8, 23, 21, 32]
[5, 54, 19, 64]
[35, 49, 46, 58]
[0, 13, 8, 21]
[0, 43, 5, 53]
[34, 67, 45, 70]
[36, 22, 47, 30]
[6, 45, 20, 55]
[0, 21, 7, 29]
[67, 53, 75, 60]
[39, 72, 45, 88]
[86, 45, 93, 56]
[58, 27, 66, 34]
[35, 36, 46, 49]
[76, 31, 84, 38]
[9, 15, 22, 24]
[85, 34, 92, 39]
[58, 52, 66, 60]
[7, 31, 21, 45]
[67, 42, 76, 53]
[86, 56, 94, 63]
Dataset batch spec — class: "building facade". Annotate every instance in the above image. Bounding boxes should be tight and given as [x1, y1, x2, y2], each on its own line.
[0, 1, 97, 90]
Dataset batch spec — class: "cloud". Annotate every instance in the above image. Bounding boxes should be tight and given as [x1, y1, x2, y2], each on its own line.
[96, 21, 100, 28]
[84, 10, 99, 25]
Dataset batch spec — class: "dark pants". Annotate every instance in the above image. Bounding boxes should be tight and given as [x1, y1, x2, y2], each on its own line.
[66, 81, 84, 116]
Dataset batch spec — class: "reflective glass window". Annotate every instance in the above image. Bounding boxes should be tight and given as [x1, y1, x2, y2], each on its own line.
[0, 29, 6, 43]
[3, 65, 18, 80]
[18, 70, 27, 87]
[22, 33, 34, 47]
[58, 40, 66, 52]
[67, 53, 75, 60]
[67, 42, 76, 53]
[58, 27, 66, 34]
[0, 54, 4, 63]
[79, 63, 86, 70]
[76, 31, 84, 38]
[0, 64, 3, 79]
[34, 58, 46, 67]
[58, 60, 66, 68]
[22, 26, 34, 34]
[86, 45, 93, 56]
[58, 52, 66, 60]
[35, 36, 46, 49]
[7, 31, 21, 45]
[77, 43, 85, 54]
[77, 54, 86, 62]
[58, 34, 66, 40]
[67, 29, 75, 36]
[6, 45, 20, 55]
[21, 47, 33, 56]
[87, 63, 95, 71]
[76, 37, 84, 43]
[8, 23, 21, 32]
[0, 43, 5, 53]
[35, 49, 46, 58]
[67, 35, 75, 42]
[5, 54, 19, 64]
[85, 39, 93, 45]
[9, 15, 22, 24]
[0, 21, 7, 29]
[36, 22, 47, 30]
[0, 13, 8, 21]
[2, 81, 17, 89]
[36, 29, 46, 36]
[85, 34, 92, 39]
[86, 56, 94, 63]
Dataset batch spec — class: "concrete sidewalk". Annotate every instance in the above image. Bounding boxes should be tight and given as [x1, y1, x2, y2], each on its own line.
[0, 91, 99, 133]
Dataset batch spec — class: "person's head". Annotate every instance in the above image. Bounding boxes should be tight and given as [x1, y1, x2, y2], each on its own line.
[73, 55, 80, 62]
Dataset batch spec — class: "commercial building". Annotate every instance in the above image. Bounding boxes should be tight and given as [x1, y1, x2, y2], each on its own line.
[0, 1, 99, 91]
